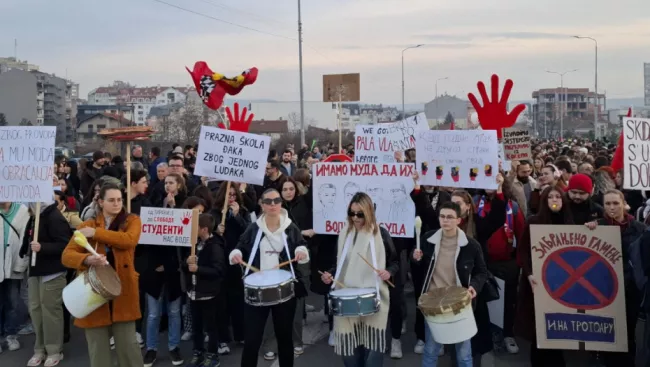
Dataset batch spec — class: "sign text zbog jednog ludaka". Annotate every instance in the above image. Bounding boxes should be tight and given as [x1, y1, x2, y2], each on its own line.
[415, 130, 499, 190]
[194, 125, 270, 186]
[0, 127, 56, 202]
[312, 163, 415, 238]
[530, 225, 627, 352]
[623, 117, 650, 190]
[354, 113, 428, 163]
[140, 207, 194, 247]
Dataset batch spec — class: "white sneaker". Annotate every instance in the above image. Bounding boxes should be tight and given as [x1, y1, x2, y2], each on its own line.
[294, 346, 304, 355]
[438, 345, 445, 356]
[6, 335, 20, 351]
[504, 337, 519, 354]
[136, 332, 144, 349]
[414, 339, 425, 354]
[328, 331, 335, 347]
[181, 332, 192, 341]
[218, 343, 230, 355]
[263, 352, 276, 361]
[204, 334, 209, 343]
[390, 338, 402, 359]
[109, 336, 115, 350]
[305, 304, 316, 312]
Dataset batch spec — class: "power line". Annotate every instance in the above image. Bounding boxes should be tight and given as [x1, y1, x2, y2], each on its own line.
[195, 0, 291, 29]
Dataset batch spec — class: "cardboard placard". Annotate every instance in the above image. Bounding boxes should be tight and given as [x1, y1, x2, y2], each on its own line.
[194, 125, 270, 186]
[354, 113, 428, 163]
[322, 73, 360, 102]
[312, 162, 415, 237]
[502, 128, 532, 162]
[530, 225, 627, 352]
[140, 207, 197, 247]
[623, 117, 650, 190]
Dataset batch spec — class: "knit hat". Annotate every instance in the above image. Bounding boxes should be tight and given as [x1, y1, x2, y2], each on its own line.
[567, 173, 593, 194]
[172, 146, 183, 154]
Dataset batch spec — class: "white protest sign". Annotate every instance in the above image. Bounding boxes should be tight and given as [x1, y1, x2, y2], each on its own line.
[195, 125, 270, 185]
[312, 162, 415, 237]
[415, 130, 499, 189]
[623, 117, 650, 190]
[0, 127, 56, 202]
[355, 113, 428, 163]
[498, 144, 512, 172]
[140, 207, 194, 247]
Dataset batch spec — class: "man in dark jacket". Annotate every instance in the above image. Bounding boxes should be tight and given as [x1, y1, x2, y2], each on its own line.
[80, 151, 106, 197]
[279, 149, 296, 177]
[149, 155, 197, 207]
[148, 147, 166, 187]
[567, 174, 603, 224]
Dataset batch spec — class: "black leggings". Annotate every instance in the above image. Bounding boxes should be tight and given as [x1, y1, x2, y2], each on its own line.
[241, 298, 296, 367]
[389, 271, 404, 339]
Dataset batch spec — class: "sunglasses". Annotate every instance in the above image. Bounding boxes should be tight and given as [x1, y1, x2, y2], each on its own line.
[261, 197, 283, 205]
[348, 210, 365, 219]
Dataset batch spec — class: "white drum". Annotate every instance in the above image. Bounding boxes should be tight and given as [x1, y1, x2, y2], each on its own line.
[244, 269, 295, 306]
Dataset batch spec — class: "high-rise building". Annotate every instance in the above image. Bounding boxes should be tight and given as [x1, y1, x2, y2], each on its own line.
[644, 62, 650, 106]
[0, 57, 39, 73]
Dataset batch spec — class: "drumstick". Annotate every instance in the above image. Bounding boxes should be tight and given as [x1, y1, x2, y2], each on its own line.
[357, 253, 395, 288]
[240, 260, 260, 273]
[274, 258, 297, 269]
[319, 271, 345, 289]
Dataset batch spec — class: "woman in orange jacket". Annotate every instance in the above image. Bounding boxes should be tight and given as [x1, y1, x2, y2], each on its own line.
[61, 182, 143, 367]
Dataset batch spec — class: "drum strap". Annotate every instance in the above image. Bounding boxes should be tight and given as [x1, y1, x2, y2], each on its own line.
[244, 230, 264, 277]
[368, 236, 380, 301]
[332, 232, 380, 301]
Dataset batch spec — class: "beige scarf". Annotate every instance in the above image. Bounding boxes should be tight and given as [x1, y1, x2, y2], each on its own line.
[332, 224, 390, 356]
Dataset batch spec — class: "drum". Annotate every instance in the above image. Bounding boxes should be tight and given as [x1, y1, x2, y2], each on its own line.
[244, 269, 295, 306]
[328, 287, 379, 317]
[63, 265, 122, 319]
[418, 285, 477, 344]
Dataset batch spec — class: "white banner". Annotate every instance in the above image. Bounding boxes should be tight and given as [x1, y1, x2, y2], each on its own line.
[140, 207, 194, 247]
[194, 125, 270, 185]
[354, 113, 428, 163]
[312, 162, 415, 237]
[0, 127, 56, 202]
[623, 117, 650, 190]
[416, 130, 499, 189]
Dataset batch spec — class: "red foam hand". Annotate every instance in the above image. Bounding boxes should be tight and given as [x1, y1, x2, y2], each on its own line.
[218, 103, 254, 132]
[468, 74, 526, 140]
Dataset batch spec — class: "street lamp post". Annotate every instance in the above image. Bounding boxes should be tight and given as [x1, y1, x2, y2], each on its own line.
[546, 69, 578, 141]
[573, 36, 598, 139]
[435, 77, 449, 100]
[401, 44, 423, 120]
[297, 0, 305, 146]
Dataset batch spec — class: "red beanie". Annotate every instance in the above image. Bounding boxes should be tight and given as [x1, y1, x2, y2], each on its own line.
[568, 174, 593, 194]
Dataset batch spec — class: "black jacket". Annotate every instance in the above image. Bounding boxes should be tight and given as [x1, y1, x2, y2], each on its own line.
[411, 189, 451, 235]
[570, 199, 603, 225]
[181, 235, 227, 298]
[210, 207, 251, 253]
[279, 161, 296, 177]
[597, 217, 645, 287]
[20, 204, 71, 277]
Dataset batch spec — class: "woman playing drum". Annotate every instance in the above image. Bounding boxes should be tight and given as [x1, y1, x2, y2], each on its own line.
[229, 188, 310, 367]
[321, 192, 399, 367]
[61, 183, 143, 367]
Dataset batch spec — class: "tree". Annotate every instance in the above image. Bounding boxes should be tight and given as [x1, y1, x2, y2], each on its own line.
[287, 112, 301, 131]
[19, 118, 32, 126]
[444, 111, 454, 124]
[174, 103, 204, 143]
[0, 113, 6, 126]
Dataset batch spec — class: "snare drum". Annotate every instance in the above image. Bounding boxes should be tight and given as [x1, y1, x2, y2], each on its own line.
[328, 288, 379, 317]
[244, 269, 295, 306]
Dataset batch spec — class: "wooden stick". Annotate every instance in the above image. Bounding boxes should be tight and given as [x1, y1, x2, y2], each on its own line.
[357, 253, 395, 288]
[126, 143, 132, 213]
[190, 208, 200, 257]
[319, 270, 345, 289]
[220, 181, 231, 227]
[274, 258, 297, 269]
[30, 202, 41, 267]
[240, 260, 260, 273]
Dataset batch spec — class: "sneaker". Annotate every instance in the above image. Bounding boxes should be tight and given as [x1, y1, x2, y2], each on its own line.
[143, 350, 157, 367]
[328, 331, 335, 347]
[294, 346, 304, 355]
[217, 343, 230, 355]
[19, 324, 35, 335]
[27, 353, 45, 366]
[263, 352, 276, 361]
[110, 337, 115, 350]
[305, 304, 316, 312]
[6, 335, 20, 351]
[438, 345, 445, 356]
[204, 334, 209, 343]
[401, 321, 407, 335]
[201, 353, 220, 367]
[504, 337, 519, 354]
[44, 353, 63, 367]
[390, 338, 402, 359]
[414, 339, 425, 354]
[186, 350, 204, 367]
[136, 332, 144, 349]
[181, 332, 193, 341]
[170, 347, 184, 366]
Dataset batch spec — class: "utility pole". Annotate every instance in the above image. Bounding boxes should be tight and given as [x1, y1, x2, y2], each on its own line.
[297, 0, 305, 146]
[546, 69, 577, 141]
[401, 45, 423, 120]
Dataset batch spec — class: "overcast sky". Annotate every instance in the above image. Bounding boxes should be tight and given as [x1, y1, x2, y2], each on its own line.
[1, 0, 649, 104]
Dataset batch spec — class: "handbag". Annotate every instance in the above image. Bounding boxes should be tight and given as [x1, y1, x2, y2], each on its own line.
[481, 270, 501, 302]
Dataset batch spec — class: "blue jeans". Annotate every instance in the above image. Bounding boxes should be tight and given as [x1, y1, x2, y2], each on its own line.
[342, 345, 384, 367]
[0, 279, 24, 336]
[423, 325, 472, 367]
[146, 294, 181, 351]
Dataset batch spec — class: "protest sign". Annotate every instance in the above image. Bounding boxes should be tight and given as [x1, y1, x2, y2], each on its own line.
[140, 207, 196, 247]
[623, 117, 650, 190]
[497, 143, 511, 172]
[354, 113, 428, 163]
[415, 130, 499, 189]
[530, 225, 627, 352]
[502, 128, 532, 162]
[0, 127, 56, 202]
[194, 125, 270, 185]
[312, 162, 415, 237]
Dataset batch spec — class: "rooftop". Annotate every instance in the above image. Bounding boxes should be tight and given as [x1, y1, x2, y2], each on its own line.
[250, 120, 288, 134]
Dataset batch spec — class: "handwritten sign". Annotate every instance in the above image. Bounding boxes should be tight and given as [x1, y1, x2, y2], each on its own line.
[354, 113, 428, 163]
[312, 162, 415, 237]
[415, 130, 499, 189]
[194, 125, 270, 185]
[530, 225, 627, 352]
[502, 128, 531, 162]
[0, 127, 56, 202]
[140, 207, 195, 247]
[623, 117, 650, 190]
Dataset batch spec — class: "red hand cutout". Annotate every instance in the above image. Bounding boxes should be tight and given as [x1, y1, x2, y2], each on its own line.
[218, 102, 254, 132]
[467, 74, 526, 140]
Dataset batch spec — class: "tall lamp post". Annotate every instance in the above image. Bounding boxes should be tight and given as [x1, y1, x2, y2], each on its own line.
[573, 36, 598, 139]
[401, 44, 423, 120]
[435, 77, 449, 100]
[546, 69, 578, 141]
[297, 0, 305, 146]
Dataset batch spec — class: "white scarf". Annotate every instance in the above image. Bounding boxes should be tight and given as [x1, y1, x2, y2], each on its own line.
[332, 224, 390, 356]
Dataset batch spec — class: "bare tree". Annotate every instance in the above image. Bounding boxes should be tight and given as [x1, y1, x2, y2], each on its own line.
[174, 103, 204, 143]
[0, 113, 6, 126]
[19, 118, 33, 126]
[287, 112, 301, 131]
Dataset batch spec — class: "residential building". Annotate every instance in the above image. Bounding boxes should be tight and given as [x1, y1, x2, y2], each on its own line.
[33, 71, 68, 142]
[532, 88, 605, 120]
[76, 113, 132, 142]
[77, 105, 134, 125]
[0, 69, 38, 126]
[249, 120, 288, 141]
[645, 63, 650, 106]
[65, 81, 80, 141]
[424, 95, 469, 128]
[0, 57, 39, 73]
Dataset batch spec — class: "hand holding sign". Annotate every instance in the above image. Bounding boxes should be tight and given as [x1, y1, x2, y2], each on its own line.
[467, 75, 526, 140]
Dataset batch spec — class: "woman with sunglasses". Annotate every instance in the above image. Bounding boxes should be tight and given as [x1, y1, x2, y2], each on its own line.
[321, 192, 399, 367]
[229, 188, 309, 367]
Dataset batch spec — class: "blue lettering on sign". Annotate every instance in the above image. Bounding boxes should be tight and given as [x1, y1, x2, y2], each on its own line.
[545, 313, 615, 343]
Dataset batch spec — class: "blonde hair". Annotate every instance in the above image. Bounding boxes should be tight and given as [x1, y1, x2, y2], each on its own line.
[451, 190, 476, 239]
[346, 192, 378, 235]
